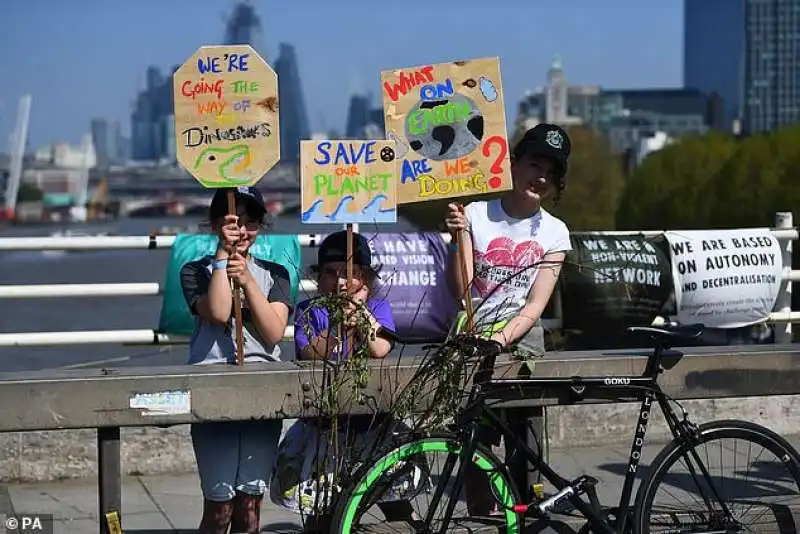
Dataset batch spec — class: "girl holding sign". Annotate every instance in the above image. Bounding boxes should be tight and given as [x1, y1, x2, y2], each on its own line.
[180, 187, 293, 534]
[444, 123, 573, 515]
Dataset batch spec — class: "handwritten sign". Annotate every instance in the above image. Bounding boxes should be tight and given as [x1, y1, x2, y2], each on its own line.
[664, 229, 783, 328]
[173, 45, 280, 187]
[300, 140, 398, 224]
[560, 234, 672, 335]
[380, 57, 512, 204]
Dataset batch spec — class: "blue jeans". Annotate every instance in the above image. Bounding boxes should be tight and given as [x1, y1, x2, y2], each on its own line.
[191, 419, 283, 502]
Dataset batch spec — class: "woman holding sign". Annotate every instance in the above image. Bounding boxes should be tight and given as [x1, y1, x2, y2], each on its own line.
[444, 123, 573, 515]
[180, 187, 293, 534]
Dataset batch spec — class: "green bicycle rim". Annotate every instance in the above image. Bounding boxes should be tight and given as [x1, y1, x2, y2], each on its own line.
[339, 437, 520, 533]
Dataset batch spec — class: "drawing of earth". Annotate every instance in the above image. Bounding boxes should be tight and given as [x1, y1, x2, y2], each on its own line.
[404, 93, 484, 161]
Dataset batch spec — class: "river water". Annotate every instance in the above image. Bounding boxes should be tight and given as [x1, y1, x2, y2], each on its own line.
[0, 215, 418, 372]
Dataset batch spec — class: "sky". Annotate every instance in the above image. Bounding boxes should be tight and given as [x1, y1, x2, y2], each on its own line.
[0, 0, 684, 150]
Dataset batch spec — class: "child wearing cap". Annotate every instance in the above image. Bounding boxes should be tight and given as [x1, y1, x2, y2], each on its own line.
[270, 230, 419, 523]
[444, 124, 573, 514]
[180, 186, 293, 534]
[294, 230, 394, 361]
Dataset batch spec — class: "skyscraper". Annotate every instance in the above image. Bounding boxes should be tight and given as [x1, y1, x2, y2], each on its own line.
[345, 94, 370, 138]
[743, 0, 800, 132]
[223, 0, 265, 53]
[684, 0, 800, 134]
[683, 0, 745, 131]
[130, 65, 175, 161]
[222, 2, 310, 162]
[91, 119, 120, 167]
[275, 43, 311, 162]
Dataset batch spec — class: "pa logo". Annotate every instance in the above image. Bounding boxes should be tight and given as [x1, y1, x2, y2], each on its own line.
[545, 130, 563, 149]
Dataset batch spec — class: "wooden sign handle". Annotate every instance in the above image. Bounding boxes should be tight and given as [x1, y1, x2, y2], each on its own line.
[346, 224, 354, 293]
[343, 223, 355, 359]
[227, 190, 245, 366]
[454, 229, 474, 332]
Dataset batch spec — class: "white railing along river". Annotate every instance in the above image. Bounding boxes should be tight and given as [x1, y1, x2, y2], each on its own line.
[0, 213, 796, 347]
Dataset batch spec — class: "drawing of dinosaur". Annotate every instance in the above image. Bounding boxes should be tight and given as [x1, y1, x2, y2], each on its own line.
[192, 145, 253, 185]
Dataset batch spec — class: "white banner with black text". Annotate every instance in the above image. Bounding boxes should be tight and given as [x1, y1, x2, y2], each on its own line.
[664, 228, 783, 328]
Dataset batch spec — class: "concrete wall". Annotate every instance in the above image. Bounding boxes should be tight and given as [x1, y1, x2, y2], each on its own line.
[1, 394, 799, 482]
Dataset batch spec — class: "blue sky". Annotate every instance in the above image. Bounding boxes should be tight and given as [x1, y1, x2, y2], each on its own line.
[0, 0, 683, 150]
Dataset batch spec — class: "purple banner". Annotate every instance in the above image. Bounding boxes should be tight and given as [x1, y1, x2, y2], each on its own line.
[364, 232, 458, 341]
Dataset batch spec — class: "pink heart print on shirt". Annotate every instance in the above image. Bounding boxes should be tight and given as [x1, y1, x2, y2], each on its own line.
[473, 237, 545, 295]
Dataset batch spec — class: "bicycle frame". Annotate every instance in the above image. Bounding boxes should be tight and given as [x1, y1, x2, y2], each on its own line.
[437, 346, 725, 534]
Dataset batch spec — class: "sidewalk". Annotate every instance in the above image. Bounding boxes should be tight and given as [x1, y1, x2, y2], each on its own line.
[2, 434, 799, 533]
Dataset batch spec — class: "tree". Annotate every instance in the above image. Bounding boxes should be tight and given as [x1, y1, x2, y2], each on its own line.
[701, 125, 800, 228]
[767, 124, 800, 219]
[546, 126, 625, 230]
[615, 131, 738, 230]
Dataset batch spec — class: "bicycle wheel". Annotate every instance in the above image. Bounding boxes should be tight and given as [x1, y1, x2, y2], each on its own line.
[634, 419, 800, 533]
[330, 432, 524, 533]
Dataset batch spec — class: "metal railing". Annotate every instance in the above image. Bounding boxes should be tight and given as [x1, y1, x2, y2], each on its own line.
[1, 345, 799, 532]
[0, 212, 796, 347]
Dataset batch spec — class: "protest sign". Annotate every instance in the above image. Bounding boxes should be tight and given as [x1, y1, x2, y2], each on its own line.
[173, 44, 281, 365]
[380, 57, 512, 205]
[560, 234, 673, 340]
[380, 57, 512, 329]
[300, 140, 398, 224]
[664, 229, 783, 328]
[173, 45, 280, 187]
[365, 232, 458, 340]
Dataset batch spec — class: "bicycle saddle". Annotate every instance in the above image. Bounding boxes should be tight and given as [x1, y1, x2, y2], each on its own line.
[627, 323, 705, 342]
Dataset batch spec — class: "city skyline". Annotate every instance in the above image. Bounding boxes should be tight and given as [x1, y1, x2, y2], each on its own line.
[0, 0, 683, 150]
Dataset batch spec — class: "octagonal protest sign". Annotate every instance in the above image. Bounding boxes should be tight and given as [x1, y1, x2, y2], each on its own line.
[173, 45, 280, 187]
[380, 57, 512, 204]
[300, 139, 399, 224]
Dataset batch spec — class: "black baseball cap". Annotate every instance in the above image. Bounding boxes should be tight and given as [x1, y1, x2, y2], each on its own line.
[514, 123, 571, 179]
[318, 230, 372, 267]
[209, 187, 267, 219]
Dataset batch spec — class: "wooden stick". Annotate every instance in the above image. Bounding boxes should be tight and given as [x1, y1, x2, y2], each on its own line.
[227, 190, 245, 366]
[454, 228, 475, 332]
[344, 223, 354, 359]
[346, 223, 354, 293]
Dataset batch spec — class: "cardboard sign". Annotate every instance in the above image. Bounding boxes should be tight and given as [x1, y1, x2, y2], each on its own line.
[664, 229, 783, 328]
[300, 140, 398, 224]
[173, 45, 280, 187]
[380, 57, 512, 204]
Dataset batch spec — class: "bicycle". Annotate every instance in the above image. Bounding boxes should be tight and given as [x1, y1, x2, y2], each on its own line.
[329, 323, 800, 533]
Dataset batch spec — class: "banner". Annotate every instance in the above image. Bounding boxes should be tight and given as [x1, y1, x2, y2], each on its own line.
[365, 232, 458, 340]
[664, 229, 783, 328]
[560, 234, 673, 341]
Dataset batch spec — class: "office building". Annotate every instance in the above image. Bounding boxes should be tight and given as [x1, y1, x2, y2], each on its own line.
[224, 0, 265, 52]
[684, 0, 800, 134]
[275, 43, 311, 162]
[516, 58, 722, 154]
[130, 65, 177, 162]
[91, 119, 118, 168]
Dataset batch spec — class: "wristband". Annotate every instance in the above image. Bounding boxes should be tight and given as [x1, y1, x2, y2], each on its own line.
[449, 242, 459, 252]
[212, 259, 228, 270]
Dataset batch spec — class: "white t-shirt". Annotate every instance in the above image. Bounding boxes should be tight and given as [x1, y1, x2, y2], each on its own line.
[465, 199, 572, 324]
